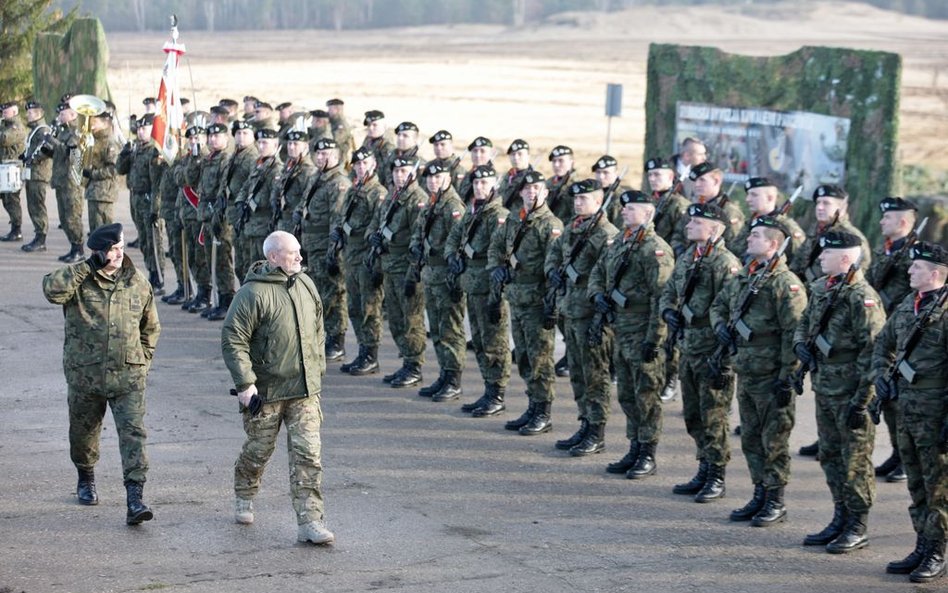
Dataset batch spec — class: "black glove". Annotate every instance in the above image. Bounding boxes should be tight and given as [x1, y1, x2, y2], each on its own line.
[86, 251, 109, 271]
[448, 254, 466, 276]
[368, 230, 385, 250]
[82, 168, 92, 179]
[641, 341, 659, 363]
[121, 142, 132, 155]
[714, 322, 734, 349]
[329, 226, 346, 248]
[547, 268, 564, 291]
[18, 153, 26, 163]
[774, 378, 793, 408]
[409, 243, 424, 260]
[846, 403, 868, 430]
[488, 298, 503, 324]
[940, 420, 948, 454]
[662, 308, 683, 334]
[490, 265, 511, 287]
[794, 342, 815, 368]
[593, 293, 612, 316]
[291, 210, 303, 226]
[147, 211, 159, 226]
[247, 394, 263, 416]
[708, 364, 728, 390]
[404, 278, 417, 298]
[874, 375, 897, 402]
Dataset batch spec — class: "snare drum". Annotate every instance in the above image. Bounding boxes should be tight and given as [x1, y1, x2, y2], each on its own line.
[0, 161, 22, 193]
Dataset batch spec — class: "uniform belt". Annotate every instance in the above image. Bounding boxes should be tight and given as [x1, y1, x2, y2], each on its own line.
[618, 303, 650, 314]
[687, 315, 710, 328]
[512, 275, 543, 284]
[900, 376, 948, 390]
[742, 333, 781, 346]
[427, 256, 446, 267]
[468, 254, 487, 262]
[823, 350, 859, 364]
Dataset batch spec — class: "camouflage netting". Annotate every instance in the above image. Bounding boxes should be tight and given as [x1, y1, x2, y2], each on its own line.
[645, 44, 901, 244]
[32, 17, 113, 116]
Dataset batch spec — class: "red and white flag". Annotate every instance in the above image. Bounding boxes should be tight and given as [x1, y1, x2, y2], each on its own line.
[151, 22, 186, 163]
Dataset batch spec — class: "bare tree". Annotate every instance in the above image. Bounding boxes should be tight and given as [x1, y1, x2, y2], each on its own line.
[131, 0, 146, 31]
[204, 0, 217, 32]
[512, 0, 526, 27]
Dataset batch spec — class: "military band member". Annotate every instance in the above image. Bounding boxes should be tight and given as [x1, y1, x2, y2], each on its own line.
[731, 177, 805, 261]
[686, 162, 744, 253]
[428, 129, 467, 193]
[0, 101, 27, 241]
[46, 100, 86, 262]
[19, 100, 52, 252]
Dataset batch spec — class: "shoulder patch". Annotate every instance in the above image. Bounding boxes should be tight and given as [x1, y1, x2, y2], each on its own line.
[607, 239, 615, 246]
[655, 249, 665, 257]
[451, 210, 462, 219]
[497, 217, 506, 225]
[730, 217, 739, 224]
[730, 266, 739, 274]
[864, 298, 876, 307]
[789, 284, 800, 293]
[551, 228, 562, 238]
[417, 201, 426, 208]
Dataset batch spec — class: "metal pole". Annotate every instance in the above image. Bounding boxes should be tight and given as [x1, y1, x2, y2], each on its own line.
[606, 116, 612, 155]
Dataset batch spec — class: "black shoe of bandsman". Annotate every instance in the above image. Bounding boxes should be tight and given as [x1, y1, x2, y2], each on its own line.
[798, 440, 819, 457]
[76, 469, 98, 506]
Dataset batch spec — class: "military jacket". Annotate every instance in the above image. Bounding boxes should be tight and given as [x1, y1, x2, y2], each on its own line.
[445, 197, 509, 296]
[410, 186, 464, 278]
[660, 238, 741, 355]
[362, 135, 394, 181]
[118, 140, 160, 196]
[456, 168, 477, 204]
[42, 258, 160, 394]
[589, 225, 674, 342]
[710, 257, 807, 379]
[222, 262, 325, 402]
[271, 157, 316, 232]
[794, 271, 886, 402]
[651, 188, 690, 255]
[497, 166, 532, 212]
[299, 164, 351, 255]
[222, 144, 259, 227]
[872, 289, 948, 391]
[157, 159, 179, 219]
[487, 202, 563, 308]
[235, 154, 282, 237]
[546, 171, 575, 224]
[707, 193, 745, 254]
[48, 120, 80, 191]
[0, 116, 25, 161]
[84, 130, 121, 203]
[329, 115, 353, 164]
[335, 173, 387, 259]
[731, 210, 805, 262]
[176, 147, 209, 222]
[368, 180, 426, 274]
[378, 146, 425, 190]
[189, 147, 232, 223]
[23, 119, 53, 183]
[791, 217, 871, 283]
[544, 214, 619, 320]
[867, 237, 914, 315]
[438, 155, 469, 194]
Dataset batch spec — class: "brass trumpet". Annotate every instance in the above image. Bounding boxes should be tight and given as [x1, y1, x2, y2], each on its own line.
[67, 94, 107, 186]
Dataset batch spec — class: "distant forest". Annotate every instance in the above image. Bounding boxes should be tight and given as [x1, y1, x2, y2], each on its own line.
[53, 0, 948, 31]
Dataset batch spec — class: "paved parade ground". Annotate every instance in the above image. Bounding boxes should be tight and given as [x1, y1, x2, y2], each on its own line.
[0, 194, 932, 593]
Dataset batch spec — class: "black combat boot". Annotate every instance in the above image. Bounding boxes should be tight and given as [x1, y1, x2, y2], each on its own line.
[432, 371, 462, 402]
[519, 401, 553, 436]
[505, 401, 536, 431]
[798, 440, 819, 457]
[349, 345, 379, 375]
[626, 442, 657, 479]
[730, 483, 766, 521]
[165, 285, 187, 305]
[391, 362, 422, 388]
[127, 237, 140, 249]
[887, 463, 907, 483]
[875, 450, 900, 476]
[149, 270, 165, 297]
[207, 293, 233, 321]
[0, 225, 22, 242]
[62, 243, 85, 263]
[910, 539, 947, 583]
[673, 460, 709, 495]
[340, 345, 365, 373]
[325, 334, 346, 362]
[554, 355, 569, 377]
[382, 365, 403, 383]
[804, 501, 847, 546]
[570, 423, 606, 457]
[419, 370, 446, 398]
[21, 233, 46, 252]
[606, 441, 640, 474]
[888, 534, 929, 574]
[125, 481, 154, 525]
[472, 383, 505, 417]
[461, 384, 491, 412]
[695, 465, 726, 502]
[76, 469, 98, 506]
[555, 418, 589, 450]
[187, 286, 212, 313]
[751, 486, 786, 527]
[826, 512, 869, 554]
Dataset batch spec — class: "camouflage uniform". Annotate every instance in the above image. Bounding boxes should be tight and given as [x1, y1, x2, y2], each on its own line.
[732, 211, 806, 263]
[363, 136, 394, 185]
[546, 171, 574, 224]
[47, 119, 85, 248]
[178, 147, 212, 292]
[117, 140, 163, 280]
[299, 163, 352, 342]
[234, 155, 282, 274]
[42, 257, 161, 484]
[790, 217, 871, 284]
[221, 262, 327, 526]
[190, 144, 236, 299]
[589, 225, 674, 447]
[497, 167, 532, 213]
[328, 115, 353, 165]
[84, 129, 121, 231]
[157, 159, 187, 293]
[795, 272, 885, 521]
[488, 201, 563, 406]
[272, 156, 315, 233]
[652, 187, 690, 256]
[22, 119, 53, 240]
[222, 142, 259, 282]
[0, 114, 25, 230]
[377, 147, 424, 192]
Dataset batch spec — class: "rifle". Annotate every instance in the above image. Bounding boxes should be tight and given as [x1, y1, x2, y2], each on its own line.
[487, 201, 542, 322]
[234, 155, 277, 237]
[547, 170, 573, 215]
[149, 197, 164, 287]
[293, 169, 325, 240]
[790, 255, 861, 395]
[502, 160, 536, 210]
[270, 158, 302, 232]
[587, 222, 649, 346]
[326, 173, 368, 277]
[802, 210, 841, 278]
[706, 236, 792, 380]
[869, 285, 948, 424]
[542, 166, 628, 329]
[777, 185, 804, 216]
[662, 234, 716, 357]
[364, 161, 421, 287]
[871, 216, 929, 310]
[447, 186, 496, 302]
[405, 187, 445, 298]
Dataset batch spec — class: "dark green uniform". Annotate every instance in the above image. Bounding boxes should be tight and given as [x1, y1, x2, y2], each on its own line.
[234, 154, 282, 273]
[222, 143, 259, 282]
[497, 167, 531, 212]
[84, 129, 121, 231]
[651, 188, 690, 256]
[178, 147, 212, 293]
[272, 156, 315, 233]
[117, 140, 163, 282]
[546, 172, 574, 224]
[0, 114, 25, 232]
[48, 119, 85, 250]
[21, 119, 53, 241]
[791, 217, 871, 284]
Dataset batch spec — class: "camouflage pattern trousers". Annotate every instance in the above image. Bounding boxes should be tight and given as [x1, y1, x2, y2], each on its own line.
[234, 395, 325, 526]
[897, 388, 948, 540]
[55, 186, 84, 245]
[382, 267, 426, 365]
[344, 256, 383, 349]
[737, 373, 795, 488]
[423, 272, 466, 374]
[87, 199, 114, 232]
[680, 352, 734, 467]
[67, 385, 148, 483]
[615, 332, 666, 444]
[24, 181, 48, 236]
[510, 303, 555, 404]
[815, 391, 875, 514]
[466, 290, 510, 387]
[564, 315, 612, 425]
[306, 251, 347, 339]
[1, 189, 21, 228]
[130, 193, 163, 276]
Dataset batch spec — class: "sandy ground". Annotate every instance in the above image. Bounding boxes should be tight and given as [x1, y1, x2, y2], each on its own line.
[103, 2, 948, 173]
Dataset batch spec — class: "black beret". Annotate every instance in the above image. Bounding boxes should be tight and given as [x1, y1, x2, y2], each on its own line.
[25, 100, 43, 111]
[819, 229, 862, 249]
[591, 155, 618, 172]
[286, 130, 309, 142]
[275, 102, 292, 111]
[326, 98, 344, 106]
[139, 113, 155, 126]
[0, 101, 16, 110]
[745, 177, 776, 191]
[570, 178, 602, 195]
[472, 164, 497, 179]
[619, 190, 650, 206]
[644, 157, 672, 172]
[392, 156, 418, 169]
[209, 105, 229, 116]
[910, 241, 948, 267]
[468, 136, 492, 150]
[206, 123, 228, 135]
[687, 202, 728, 225]
[549, 145, 573, 160]
[429, 130, 452, 144]
[507, 139, 529, 154]
[254, 101, 272, 110]
[522, 170, 545, 184]
[813, 184, 848, 200]
[56, 102, 68, 113]
[243, 95, 258, 103]
[750, 215, 790, 238]
[218, 98, 238, 108]
[879, 196, 918, 213]
[395, 121, 418, 134]
[128, 117, 140, 133]
[254, 128, 278, 140]
[93, 110, 113, 121]
[142, 97, 156, 105]
[60, 93, 74, 104]
[313, 138, 338, 151]
[425, 161, 448, 176]
[87, 222, 123, 251]
[310, 109, 329, 119]
[688, 162, 717, 181]
[231, 120, 252, 134]
[351, 146, 374, 163]
[185, 125, 206, 138]
[363, 110, 384, 125]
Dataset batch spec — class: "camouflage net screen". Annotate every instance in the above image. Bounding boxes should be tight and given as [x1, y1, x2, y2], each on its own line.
[33, 17, 113, 116]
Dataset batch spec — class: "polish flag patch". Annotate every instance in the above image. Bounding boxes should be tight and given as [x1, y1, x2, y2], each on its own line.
[730, 266, 739, 274]
[451, 210, 462, 219]
[789, 284, 801, 293]
[607, 239, 615, 246]
[417, 201, 426, 208]
[552, 228, 562, 237]
[497, 217, 507, 225]
[655, 249, 665, 257]
[864, 298, 877, 307]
